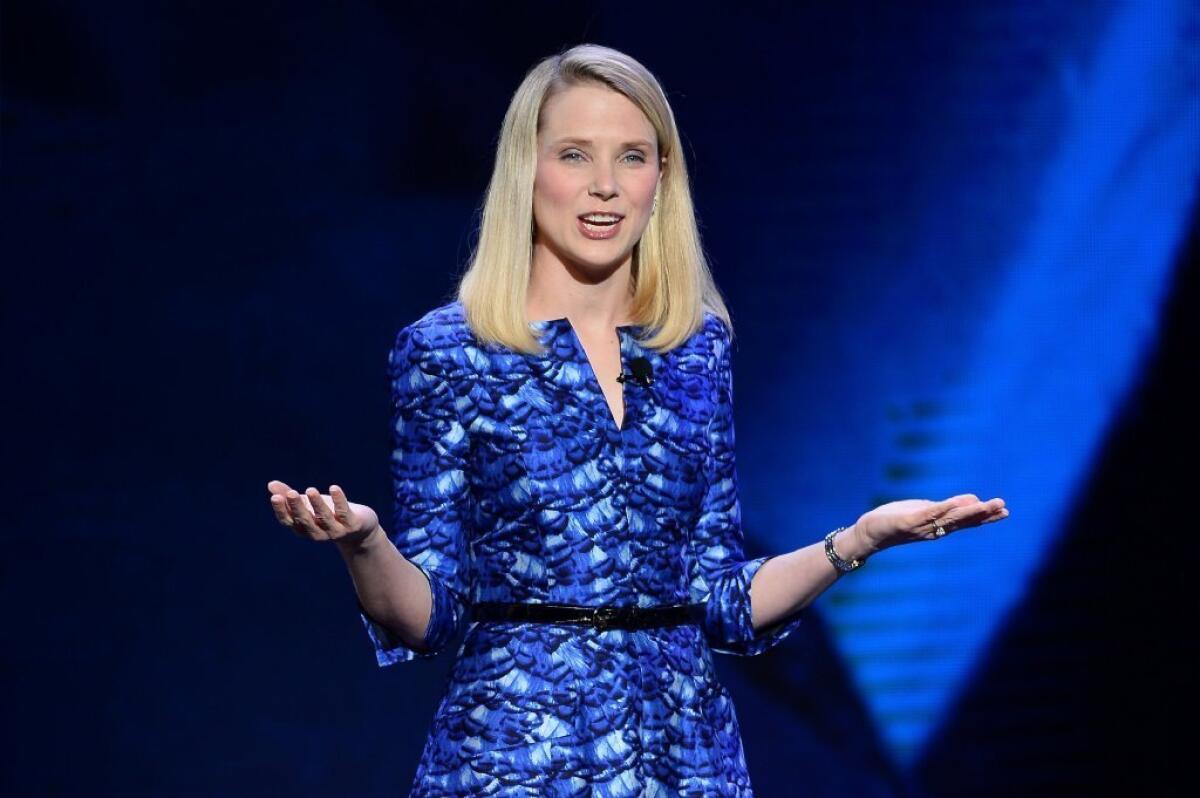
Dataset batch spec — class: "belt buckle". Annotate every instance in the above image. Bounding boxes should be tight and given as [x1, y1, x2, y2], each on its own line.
[591, 606, 622, 630]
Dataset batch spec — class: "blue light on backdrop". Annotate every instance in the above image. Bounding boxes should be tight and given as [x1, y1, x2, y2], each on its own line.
[805, 0, 1199, 765]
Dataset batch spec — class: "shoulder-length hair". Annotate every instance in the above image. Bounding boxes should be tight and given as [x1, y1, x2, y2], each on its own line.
[456, 43, 733, 355]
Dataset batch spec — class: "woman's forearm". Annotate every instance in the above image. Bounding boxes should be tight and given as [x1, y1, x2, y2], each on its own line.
[749, 524, 875, 632]
[336, 528, 434, 651]
[343, 520, 869, 643]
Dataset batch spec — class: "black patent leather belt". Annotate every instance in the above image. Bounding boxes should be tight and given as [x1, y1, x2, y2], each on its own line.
[469, 601, 707, 631]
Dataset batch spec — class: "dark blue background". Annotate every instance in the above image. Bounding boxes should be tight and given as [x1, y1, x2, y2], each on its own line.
[4, 1, 1196, 795]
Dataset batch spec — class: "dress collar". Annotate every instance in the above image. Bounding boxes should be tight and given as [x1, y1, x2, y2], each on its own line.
[528, 317, 645, 332]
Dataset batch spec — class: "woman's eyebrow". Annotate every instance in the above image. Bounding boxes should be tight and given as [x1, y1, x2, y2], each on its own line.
[553, 137, 653, 149]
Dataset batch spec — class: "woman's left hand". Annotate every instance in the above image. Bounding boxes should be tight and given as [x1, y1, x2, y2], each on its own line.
[853, 494, 1009, 556]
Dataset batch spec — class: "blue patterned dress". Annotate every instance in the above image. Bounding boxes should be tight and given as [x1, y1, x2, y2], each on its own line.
[359, 300, 804, 796]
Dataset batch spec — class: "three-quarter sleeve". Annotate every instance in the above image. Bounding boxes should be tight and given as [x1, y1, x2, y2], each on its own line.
[359, 323, 472, 667]
[689, 322, 803, 657]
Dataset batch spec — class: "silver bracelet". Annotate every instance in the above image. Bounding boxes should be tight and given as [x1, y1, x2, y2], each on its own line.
[824, 526, 866, 573]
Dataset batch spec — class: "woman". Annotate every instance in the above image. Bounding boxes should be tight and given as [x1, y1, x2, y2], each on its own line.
[267, 44, 1008, 796]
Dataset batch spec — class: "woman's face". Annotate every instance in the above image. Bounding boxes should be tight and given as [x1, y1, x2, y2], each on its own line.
[533, 82, 663, 277]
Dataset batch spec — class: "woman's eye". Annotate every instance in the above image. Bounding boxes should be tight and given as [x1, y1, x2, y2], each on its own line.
[559, 151, 646, 163]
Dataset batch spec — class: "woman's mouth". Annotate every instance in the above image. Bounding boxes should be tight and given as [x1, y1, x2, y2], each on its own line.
[577, 214, 624, 240]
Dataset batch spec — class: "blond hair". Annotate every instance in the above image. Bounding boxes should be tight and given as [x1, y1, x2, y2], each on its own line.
[455, 43, 733, 354]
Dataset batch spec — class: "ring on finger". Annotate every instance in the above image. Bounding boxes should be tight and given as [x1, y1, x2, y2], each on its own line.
[933, 519, 948, 537]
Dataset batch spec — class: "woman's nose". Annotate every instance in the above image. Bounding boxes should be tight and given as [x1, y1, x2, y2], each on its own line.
[589, 166, 617, 198]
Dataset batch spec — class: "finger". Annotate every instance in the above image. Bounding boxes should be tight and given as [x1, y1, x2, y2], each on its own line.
[300, 487, 330, 531]
[946, 493, 979, 508]
[268, 492, 298, 528]
[269, 493, 295, 525]
[928, 494, 977, 522]
[978, 499, 1006, 520]
[307, 487, 336, 530]
[974, 508, 1010, 526]
[330, 485, 355, 527]
[941, 495, 1002, 525]
[270, 493, 309, 538]
[283, 490, 309, 531]
[287, 489, 328, 540]
[962, 498, 1006, 524]
[921, 495, 970, 531]
[949, 501, 1010, 531]
[267, 480, 293, 496]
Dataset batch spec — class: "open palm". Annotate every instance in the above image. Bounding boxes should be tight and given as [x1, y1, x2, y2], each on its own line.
[266, 480, 381, 547]
[855, 493, 1009, 555]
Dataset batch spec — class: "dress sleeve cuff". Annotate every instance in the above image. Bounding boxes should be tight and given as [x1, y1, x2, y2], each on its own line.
[357, 562, 462, 667]
[705, 554, 805, 657]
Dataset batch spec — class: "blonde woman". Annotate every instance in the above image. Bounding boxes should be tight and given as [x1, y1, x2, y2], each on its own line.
[268, 43, 1008, 796]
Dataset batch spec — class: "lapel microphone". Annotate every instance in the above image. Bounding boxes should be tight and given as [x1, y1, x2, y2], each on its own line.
[616, 357, 654, 387]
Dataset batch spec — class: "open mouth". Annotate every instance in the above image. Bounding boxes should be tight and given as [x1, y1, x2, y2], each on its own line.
[577, 214, 624, 239]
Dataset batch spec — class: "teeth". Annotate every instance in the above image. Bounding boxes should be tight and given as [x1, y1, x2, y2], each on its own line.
[581, 214, 621, 222]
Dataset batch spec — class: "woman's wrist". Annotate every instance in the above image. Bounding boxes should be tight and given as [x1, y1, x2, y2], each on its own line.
[335, 524, 388, 556]
[833, 523, 876, 563]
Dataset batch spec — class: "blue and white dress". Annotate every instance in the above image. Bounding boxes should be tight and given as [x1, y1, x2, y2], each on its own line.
[359, 299, 804, 797]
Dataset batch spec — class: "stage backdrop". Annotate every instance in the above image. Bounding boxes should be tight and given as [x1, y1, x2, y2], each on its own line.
[4, 1, 1197, 795]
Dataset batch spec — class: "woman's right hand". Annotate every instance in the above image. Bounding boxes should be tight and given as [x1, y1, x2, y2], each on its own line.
[267, 480, 382, 549]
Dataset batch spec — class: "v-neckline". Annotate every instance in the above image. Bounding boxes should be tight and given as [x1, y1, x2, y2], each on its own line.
[530, 316, 642, 434]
